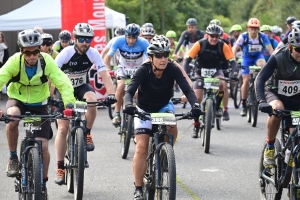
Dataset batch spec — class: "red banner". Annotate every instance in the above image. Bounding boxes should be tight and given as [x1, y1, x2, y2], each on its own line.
[61, 0, 106, 53]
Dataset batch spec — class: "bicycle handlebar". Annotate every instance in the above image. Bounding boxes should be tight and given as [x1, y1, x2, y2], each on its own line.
[190, 76, 238, 82]
[0, 112, 63, 124]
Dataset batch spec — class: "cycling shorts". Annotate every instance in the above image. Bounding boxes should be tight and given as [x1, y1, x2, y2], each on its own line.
[56, 83, 95, 113]
[241, 54, 265, 75]
[193, 69, 224, 90]
[265, 89, 300, 128]
[6, 98, 52, 140]
[134, 101, 175, 136]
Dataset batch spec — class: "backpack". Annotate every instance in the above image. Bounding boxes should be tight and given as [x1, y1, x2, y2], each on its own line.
[242, 32, 264, 47]
[198, 38, 224, 57]
[9, 54, 48, 85]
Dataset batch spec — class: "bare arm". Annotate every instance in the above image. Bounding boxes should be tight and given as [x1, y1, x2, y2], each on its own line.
[266, 45, 274, 55]
[104, 55, 113, 71]
[100, 47, 109, 60]
[231, 45, 240, 59]
[99, 70, 114, 94]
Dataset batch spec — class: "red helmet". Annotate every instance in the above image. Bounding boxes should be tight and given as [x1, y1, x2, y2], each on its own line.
[247, 18, 260, 28]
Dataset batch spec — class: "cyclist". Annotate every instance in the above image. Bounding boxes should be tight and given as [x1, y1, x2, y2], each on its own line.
[103, 23, 149, 126]
[209, 19, 230, 45]
[54, 23, 116, 185]
[183, 24, 238, 138]
[229, 24, 242, 47]
[53, 30, 74, 53]
[173, 18, 205, 75]
[123, 35, 201, 200]
[166, 30, 184, 61]
[255, 27, 300, 168]
[0, 29, 75, 199]
[260, 25, 278, 61]
[140, 22, 154, 34]
[276, 21, 300, 50]
[271, 25, 282, 43]
[40, 33, 59, 59]
[285, 16, 297, 38]
[232, 17, 273, 116]
[140, 26, 155, 43]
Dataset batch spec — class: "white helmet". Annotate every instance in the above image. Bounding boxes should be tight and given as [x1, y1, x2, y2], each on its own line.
[17, 29, 43, 48]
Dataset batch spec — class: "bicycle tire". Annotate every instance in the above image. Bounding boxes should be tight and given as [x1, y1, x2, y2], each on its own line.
[289, 153, 300, 200]
[258, 139, 282, 200]
[216, 117, 221, 130]
[229, 78, 235, 99]
[201, 114, 206, 147]
[251, 89, 258, 127]
[233, 75, 242, 109]
[156, 143, 176, 200]
[143, 138, 155, 200]
[247, 93, 251, 123]
[108, 103, 115, 120]
[18, 142, 25, 199]
[204, 99, 213, 153]
[65, 129, 74, 193]
[121, 114, 133, 159]
[26, 148, 42, 200]
[73, 128, 85, 200]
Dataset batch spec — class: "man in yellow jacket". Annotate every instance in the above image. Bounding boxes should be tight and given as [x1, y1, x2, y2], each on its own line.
[0, 29, 75, 199]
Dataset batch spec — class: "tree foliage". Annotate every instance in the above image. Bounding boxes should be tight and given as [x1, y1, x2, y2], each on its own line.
[106, 0, 300, 36]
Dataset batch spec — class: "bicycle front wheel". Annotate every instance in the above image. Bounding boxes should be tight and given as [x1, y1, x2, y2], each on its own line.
[258, 139, 282, 200]
[65, 129, 74, 193]
[121, 115, 133, 159]
[73, 128, 85, 200]
[156, 143, 176, 200]
[251, 89, 258, 127]
[108, 103, 115, 120]
[204, 99, 213, 153]
[26, 148, 42, 200]
[233, 74, 242, 109]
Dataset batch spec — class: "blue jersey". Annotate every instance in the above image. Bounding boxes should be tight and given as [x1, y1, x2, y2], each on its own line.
[107, 36, 149, 68]
[262, 38, 278, 61]
[236, 32, 271, 57]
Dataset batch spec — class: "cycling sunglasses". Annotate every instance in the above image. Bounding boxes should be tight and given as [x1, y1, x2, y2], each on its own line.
[22, 49, 40, 56]
[41, 41, 52, 47]
[154, 52, 170, 58]
[209, 34, 220, 39]
[292, 46, 300, 53]
[77, 37, 92, 43]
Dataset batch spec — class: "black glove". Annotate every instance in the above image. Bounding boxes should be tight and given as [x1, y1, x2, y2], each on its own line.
[106, 94, 117, 105]
[258, 101, 272, 113]
[191, 103, 202, 118]
[123, 105, 137, 115]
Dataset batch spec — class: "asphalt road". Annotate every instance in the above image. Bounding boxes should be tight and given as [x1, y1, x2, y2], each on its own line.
[0, 93, 289, 200]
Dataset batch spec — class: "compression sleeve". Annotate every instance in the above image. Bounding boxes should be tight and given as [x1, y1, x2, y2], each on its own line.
[174, 31, 186, 54]
[254, 56, 277, 102]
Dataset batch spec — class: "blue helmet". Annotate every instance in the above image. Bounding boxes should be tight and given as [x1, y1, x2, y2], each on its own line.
[125, 23, 140, 38]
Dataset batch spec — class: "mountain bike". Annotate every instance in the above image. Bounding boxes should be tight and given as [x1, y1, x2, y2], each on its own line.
[0, 111, 61, 200]
[131, 110, 196, 200]
[230, 58, 242, 99]
[50, 98, 111, 200]
[246, 66, 261, 127]
[259, 109, 300, 200]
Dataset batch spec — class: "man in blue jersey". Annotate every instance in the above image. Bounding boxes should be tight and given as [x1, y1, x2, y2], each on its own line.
[232, 18, 274, 116]
[104, 23, 149, 126]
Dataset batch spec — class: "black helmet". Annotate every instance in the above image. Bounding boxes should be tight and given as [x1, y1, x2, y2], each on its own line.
[186, 18, 197, 26]
[286, 16, 297, 25]
[206, 24, 222, 35]
[114, 27, 126, 36]
[59, 30, 72, 41]
[125, 23, 140, 38]
[288, 27, 300, 47]
[147, 35, 170, 55]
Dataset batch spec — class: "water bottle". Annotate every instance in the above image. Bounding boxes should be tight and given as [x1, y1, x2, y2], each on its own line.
[285, 149, 291, 164]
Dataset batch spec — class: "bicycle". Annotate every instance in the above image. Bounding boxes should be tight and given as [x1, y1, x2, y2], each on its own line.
[108, 70, 117, 120]
[0, 111, 61, 200]
[246, 65, 261, 127]
[50, 98, 110, 200]
[192, 76, 236, 153]
[259, 109, 300, 200]
[131, 109, 197, 200]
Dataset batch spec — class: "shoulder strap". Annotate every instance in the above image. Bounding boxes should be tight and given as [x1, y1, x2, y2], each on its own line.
[242, 33, 248, 46]
[258, 32, 264, 47]
[39, 54, 48, 84]
[198, 39, 207, 55]
[9, 54, 22, 83]
[218, 40, 224, 57]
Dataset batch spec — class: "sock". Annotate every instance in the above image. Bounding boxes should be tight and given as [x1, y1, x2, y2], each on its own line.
[135, 186, 142, 191]
[224, 107, 228, 112]
[86, 128, 91, 135]
[57, 160, 64, 169]
[114, 112, 120, 117]
[43, 177, 48, 185]
[10, 151, 18, 159]
[215, 91, 224, 110]
[242, 99, 246, 108]
[266, 139, 275, 148]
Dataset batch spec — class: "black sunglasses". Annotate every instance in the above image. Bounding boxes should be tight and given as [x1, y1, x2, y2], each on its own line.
[209, 34, 220, 39]
[77, 37, 92, 43]
[154, 52, 170, 58]
[42, 41, 52, 47]
[22, 49, 40, 56]
[292, 46, 300, 53]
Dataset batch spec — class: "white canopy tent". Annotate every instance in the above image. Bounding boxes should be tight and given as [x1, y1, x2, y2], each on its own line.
[0, 0, 126, 31]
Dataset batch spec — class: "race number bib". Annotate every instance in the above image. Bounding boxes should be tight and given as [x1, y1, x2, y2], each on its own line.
[201, 68, 217, 77]
[124, 68, 137, 77]
[248, 44, 262, 53]
[278, 80, 300, 96]
[68, 73, 86, 88]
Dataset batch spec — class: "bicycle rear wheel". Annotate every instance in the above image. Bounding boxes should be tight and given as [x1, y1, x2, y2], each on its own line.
[156, 143, 176, 200]
[121, 115, 133, 159]
[258, 139, 282, 200]
[26, 148, 42, 200]
[65, 129, 74, 193]
[73, 128, 85, 200]
[143, 138, 155, 200]
[233, 74, 242, 109]
[203, 99, 213, 153]
[251, 89, 258, 127]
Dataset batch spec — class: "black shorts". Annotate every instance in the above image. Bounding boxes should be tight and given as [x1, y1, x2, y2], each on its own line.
[265, 89, 300, 127]
[6, 98, 52, 140]
[193, 69, 224, 89]
[56, 83, 95, 113]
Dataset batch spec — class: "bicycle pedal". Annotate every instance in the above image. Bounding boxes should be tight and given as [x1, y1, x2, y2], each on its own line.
[85, 161, 89, 168]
